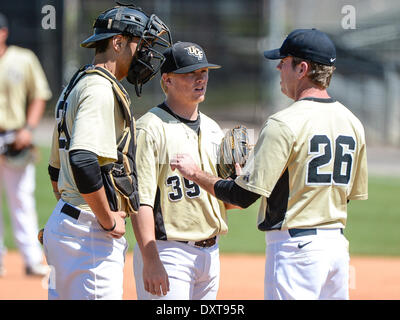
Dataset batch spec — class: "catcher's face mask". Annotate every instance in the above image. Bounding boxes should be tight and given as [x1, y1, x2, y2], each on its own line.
[81, 3, 172, 96]
[127, 14, 172, 96]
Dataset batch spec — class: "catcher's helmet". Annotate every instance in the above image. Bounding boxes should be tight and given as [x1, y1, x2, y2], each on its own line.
[81, 5, 149, 48]
[81, 3, 172, 96]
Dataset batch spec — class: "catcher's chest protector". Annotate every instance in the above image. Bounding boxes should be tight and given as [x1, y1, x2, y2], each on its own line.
[57, 65, 140, 215]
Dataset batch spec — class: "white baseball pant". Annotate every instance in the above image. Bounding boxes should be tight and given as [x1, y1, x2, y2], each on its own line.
[0, 161, 43, 267]
[43, 199, 128, 300]
[134, 240, 220, 300]
[264, 228, 349, 300]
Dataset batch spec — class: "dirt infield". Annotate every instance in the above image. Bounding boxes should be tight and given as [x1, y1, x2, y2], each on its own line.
[1, 252, 399, 300]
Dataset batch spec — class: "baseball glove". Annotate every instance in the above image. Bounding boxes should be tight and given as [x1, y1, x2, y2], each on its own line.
[217, 125, 251, 179]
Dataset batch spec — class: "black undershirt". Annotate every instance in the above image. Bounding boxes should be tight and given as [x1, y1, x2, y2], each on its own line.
[48, 150, 104, 194]
[69, 149, 103, 194]
[158, 102, 201, 134]
[214, 179, 260, 208]
[48, 165, 60, 182]
[298, 97, 336, 103]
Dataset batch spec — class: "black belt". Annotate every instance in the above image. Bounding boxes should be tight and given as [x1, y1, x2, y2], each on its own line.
[0, 129, 15, 134]
[179, 236, 217, 248]
[288, 228, 344, 237]
[61, 203, 81, 220]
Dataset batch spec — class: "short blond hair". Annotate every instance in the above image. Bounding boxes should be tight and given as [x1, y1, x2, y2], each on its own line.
[292, 56, 335, 89]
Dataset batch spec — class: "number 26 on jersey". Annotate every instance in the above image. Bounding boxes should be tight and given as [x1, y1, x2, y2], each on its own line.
[306, 135, 356, 186]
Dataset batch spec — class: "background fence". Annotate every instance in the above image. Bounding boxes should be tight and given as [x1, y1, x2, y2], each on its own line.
[1, 0, 400, 146]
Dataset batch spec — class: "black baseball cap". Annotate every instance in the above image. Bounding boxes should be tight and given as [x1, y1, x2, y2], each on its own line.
[0, 13, 8, 29]
[263, 28, 336, 66]
[161, 41, 221, 74]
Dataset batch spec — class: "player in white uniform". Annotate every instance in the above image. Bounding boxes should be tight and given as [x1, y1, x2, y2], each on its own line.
[171, 29, 368, 300]
[43, 4, 171, 299]
[0, 13, 52, 276]
[132, 42, 236, 300]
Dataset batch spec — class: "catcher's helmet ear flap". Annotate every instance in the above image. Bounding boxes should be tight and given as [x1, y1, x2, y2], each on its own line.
[81, 3, 172, 97]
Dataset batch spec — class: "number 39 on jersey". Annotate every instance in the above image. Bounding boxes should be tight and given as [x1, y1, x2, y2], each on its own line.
[166, 175, 201, 201]
[306, 134, 356, 186]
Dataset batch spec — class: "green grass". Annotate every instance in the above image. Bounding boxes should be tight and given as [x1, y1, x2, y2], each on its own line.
[345, 176, 400, 256]
[2, 147, 400, 257]
[218, 202, 265, 254]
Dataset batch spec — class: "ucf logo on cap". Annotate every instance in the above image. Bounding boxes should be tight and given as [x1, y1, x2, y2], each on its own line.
[184, 45, 204, 61]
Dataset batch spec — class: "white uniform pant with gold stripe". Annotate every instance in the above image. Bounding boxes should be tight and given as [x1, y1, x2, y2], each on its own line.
[264, 228, 349, 300]
[134, 240, 220, 300]
[0, 161, 43, 267]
